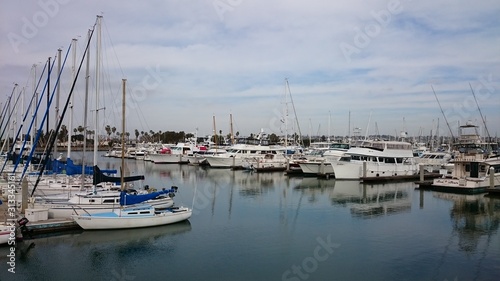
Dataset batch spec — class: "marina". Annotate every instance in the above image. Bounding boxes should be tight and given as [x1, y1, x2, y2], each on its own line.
[1, 4, 499, 280]
[1, 155, 500, 280]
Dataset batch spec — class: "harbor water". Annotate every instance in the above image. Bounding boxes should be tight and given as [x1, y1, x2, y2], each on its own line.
[1, 155, 500, 281]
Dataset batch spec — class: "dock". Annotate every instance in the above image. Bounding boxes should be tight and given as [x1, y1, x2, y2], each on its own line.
[1, 202, 81, 240]
[362, 172, 441, 183]
[486, 187, 500, 197]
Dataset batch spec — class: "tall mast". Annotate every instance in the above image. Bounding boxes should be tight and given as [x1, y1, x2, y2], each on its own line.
[31, 64, 37, 156]
[94, 15, 102, 166]
[213, 115, 217, 146]
[284, 78, 288, 149]
[46, 56, 50, 135]
[82, 29, 91, 188]
[67, 38, 77, 158]
[121, 79, 126, 189]
[229, 113, 234, 145]
[54, 48, 62, 155]
[328, 110, 331, 142]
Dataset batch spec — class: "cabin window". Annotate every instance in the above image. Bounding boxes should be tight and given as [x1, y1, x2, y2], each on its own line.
[339, 156, 351, 162]
[396, 158, 403, 163]
[494, 165, 500, 173]
[385, 158, 396, 163]
[128, 212, 138, 215]
[140, 211, 150, 214]
[89, 199, 95, 203]
[103, 199, 114, 203]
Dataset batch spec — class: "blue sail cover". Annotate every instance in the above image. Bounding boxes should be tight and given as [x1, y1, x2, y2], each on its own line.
[93, 165, 144, 185]
[119, 188, 176, 206]
[52, 158, 117, 175]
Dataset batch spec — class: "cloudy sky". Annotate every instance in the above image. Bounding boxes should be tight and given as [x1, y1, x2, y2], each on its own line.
[1, 0, 499, 140]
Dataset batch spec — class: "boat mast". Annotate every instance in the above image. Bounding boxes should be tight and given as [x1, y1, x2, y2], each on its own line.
[67, 38, 77, 159]
[121, 79, 126, 189]
[285, 79, 303, 146]
[328, 110, 331, 142]
[213, 115, 217, 146]
[82, 29, 91, 189]
[284, 78, 288, 149]
[431, 85, 455, 141]
[469, 82, 492, 148]
[54, 48, 61, 156]
[30, 64, 37, 170]
[94, 15, 102, 166]
[230, 113, 234, 145]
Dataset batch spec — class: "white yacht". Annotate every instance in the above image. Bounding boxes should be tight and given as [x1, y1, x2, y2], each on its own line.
[205, 143, 287, 168]
[431, 122, 500, 193]
[299, 143, 350, 176]
[331, 140, 418, 180]
[149, 142, 207, 164]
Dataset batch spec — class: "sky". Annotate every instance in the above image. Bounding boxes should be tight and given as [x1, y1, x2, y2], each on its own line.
[1, 0, 499, 140]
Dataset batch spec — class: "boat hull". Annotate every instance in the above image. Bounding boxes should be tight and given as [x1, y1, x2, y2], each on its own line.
[299, 162, 334, 175]
[36, 197, 174, 219]
[72, 207, 192, 230]
[148, 153, 188, 164]
[332, 161, 418, 180]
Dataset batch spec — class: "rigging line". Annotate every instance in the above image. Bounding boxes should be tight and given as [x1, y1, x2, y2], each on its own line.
[0, 84, 23, 146]
[14, 60, 53, 177]
[431, 85, 455, 140]
[2, 62, 48, 174]
[0, 90, 14, 142]
[16, 48, 71, 181]
[285, 79, 303, 146]
[102, 18, 125, 77]
[30, 25, 96, 197]
[468, 82, 492, 145]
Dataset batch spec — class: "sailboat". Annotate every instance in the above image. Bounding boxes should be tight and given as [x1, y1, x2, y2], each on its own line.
[72, 79, 192, 230]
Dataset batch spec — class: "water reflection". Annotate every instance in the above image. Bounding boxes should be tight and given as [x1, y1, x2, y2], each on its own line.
[433, 192, 500, 253]
[294, 178, 413, 219]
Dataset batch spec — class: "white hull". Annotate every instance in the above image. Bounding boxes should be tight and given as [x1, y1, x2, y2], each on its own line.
[330, 140, 418, 180]
[432, 176, 500, 191]
[431, 156, 500, 193]
[35, 196, 174, 219]
[332, 161, 418, 180]
[72, 206, 192, 230]
[299, 162, 334, 175]
[148, 153, 188, 164]
[186, 155, 207, 165]
[205, 155, 243, 168]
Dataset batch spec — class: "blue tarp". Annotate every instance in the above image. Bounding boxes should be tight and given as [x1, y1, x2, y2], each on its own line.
[52, 158, 117, 175]
[119, 188, 176, 206]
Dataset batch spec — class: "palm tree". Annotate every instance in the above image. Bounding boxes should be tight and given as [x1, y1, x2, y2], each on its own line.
[105, 125, 111, 140]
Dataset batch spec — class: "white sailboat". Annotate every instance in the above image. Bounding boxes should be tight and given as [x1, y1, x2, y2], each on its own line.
[72, 78, 192, 230]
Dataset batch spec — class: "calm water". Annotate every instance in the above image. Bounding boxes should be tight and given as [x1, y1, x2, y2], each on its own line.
[1, 155, 500, 281]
